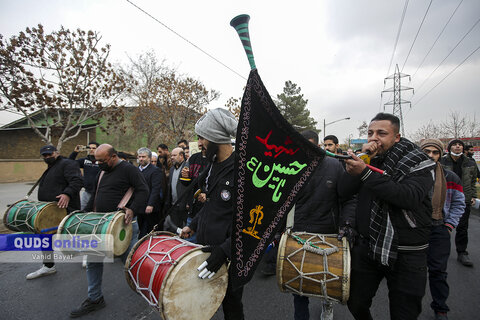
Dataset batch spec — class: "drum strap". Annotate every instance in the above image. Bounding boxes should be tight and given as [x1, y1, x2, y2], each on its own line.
[25, 169, 49, 198]
[93, 171, 105, 211]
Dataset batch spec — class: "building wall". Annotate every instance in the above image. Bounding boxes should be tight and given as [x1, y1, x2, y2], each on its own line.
[0, 159, 46, 183]
[0, 128, 96, 159]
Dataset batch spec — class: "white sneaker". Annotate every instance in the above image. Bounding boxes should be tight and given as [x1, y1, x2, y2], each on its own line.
[82, 255, 87, 268]
[26, 265, 56, 280]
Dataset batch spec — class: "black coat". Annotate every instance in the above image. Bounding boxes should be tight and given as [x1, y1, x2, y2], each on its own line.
[339, 158, 434, 247]
[293, 157, 356, 234]
[189, 153, 235, 257]
[140, 164, 164, 213]
[38, 156, 83, 213]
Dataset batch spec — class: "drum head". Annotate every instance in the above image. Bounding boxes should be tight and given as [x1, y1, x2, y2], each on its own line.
[33, 202, 66, 234]
[161, 249, 228, 320]
[106, 211, 132, 256]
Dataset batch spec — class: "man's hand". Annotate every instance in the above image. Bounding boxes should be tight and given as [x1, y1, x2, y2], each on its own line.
[124, 207, 134, 225]
[181, 167, 189, 179]
[337, 222, 357, 248]
[145, 205, 153, 214]
[56, 194, 70, 209]
[197, 246, 227, 279]
[471, 198, 476, 206]
[74, 145, 82, 152]
[181, 226, 194, 239]
[197, 193, 207, 203]
[361, 142, 379, 158]
[344, 152, 367, 176]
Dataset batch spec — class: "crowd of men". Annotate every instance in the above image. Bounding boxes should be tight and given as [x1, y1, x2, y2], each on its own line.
[22, 109, 478, 320]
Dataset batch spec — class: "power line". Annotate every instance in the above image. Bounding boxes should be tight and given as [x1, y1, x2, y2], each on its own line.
[125, 0, 247, 80]
[386, 0, 410, 77]
[382, 0, 410, 111]
[401, 0, 433, 72]
[413, 44, 480, 106]
[411, 0, 464, 80]
[414, 16, 480, 93]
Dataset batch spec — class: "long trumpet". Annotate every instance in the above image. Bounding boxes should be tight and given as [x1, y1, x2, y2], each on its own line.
[230, 14, 256, 70]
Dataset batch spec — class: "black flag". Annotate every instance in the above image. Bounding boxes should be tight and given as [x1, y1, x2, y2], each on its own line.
[230, 69, 325, 288]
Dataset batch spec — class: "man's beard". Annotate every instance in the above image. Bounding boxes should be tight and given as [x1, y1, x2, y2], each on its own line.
[205, 142, 219, 162]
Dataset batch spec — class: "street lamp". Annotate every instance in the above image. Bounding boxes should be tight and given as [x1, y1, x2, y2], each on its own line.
[323, 117, 350, 138]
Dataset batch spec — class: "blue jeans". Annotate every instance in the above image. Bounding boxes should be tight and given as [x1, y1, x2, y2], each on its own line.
[428, 224, 451, 313]
[80, 191, 92, 211]
[186, 217, 197, 243]
[86, 218, 139, 301]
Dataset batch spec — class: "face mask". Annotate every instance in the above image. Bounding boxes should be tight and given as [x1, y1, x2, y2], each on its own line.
[451, 152, 462, 157]
[98, 162, 112, 172]
[44, 157, 56, 165]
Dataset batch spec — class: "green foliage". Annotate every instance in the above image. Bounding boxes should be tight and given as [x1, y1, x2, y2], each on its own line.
[275, 81, 318, 132]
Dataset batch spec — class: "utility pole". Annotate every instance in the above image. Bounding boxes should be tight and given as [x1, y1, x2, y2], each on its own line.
[381, 64, 413, 136]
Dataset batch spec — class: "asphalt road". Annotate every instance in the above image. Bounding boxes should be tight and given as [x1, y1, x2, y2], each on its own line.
[1, 182, 479, 319]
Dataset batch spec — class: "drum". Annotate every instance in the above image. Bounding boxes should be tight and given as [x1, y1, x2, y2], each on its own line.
[3, 200, 66, 234]
[57, 211, 132, 256]
[276, 231, 350, 304]
[125, 232, 229, 320]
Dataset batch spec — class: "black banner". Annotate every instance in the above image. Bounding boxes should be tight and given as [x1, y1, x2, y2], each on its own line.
[231, 69, 325, 288]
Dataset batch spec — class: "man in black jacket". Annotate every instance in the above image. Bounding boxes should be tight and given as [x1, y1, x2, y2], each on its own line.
[26, 145, 83, 280]
[181, 108, 243, 320]
[440, 139, 477, 267]
[69, 141, 100, 210]
[289, 130, 356, 320]
[341, 113, 434, 320]
[70, 144, 149, 318]
[137, 147, 164, 238]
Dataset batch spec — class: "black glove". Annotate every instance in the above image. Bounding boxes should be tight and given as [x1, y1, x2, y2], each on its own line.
[337, 222, 357, 248]
[202, 246, 227, 273]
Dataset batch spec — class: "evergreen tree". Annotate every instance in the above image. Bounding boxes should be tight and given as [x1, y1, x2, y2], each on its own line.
[275, 81, 318, 132]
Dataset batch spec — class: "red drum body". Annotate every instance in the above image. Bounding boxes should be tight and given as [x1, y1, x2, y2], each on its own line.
[125, 232, 228, 320]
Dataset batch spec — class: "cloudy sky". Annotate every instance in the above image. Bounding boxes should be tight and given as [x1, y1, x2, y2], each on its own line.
[1, 0, 479, 143]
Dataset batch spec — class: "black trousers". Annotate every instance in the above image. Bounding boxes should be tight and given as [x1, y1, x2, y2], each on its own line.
[455, 203, 470, 254]
[347, 241, 428, 320]
[137, 212, 160, 239]
[222, 278, 244, 320]
[427, 224, 451, 313]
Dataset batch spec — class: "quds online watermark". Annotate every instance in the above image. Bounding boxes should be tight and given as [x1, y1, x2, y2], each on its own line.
[0, 234, 114, 263]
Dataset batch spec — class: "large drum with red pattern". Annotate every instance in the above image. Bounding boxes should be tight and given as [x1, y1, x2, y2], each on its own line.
[125, 232, 228, 320]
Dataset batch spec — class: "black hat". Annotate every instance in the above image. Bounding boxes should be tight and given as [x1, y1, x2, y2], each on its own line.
[447, 139, 464, 152]
[40, 145, 57, 155]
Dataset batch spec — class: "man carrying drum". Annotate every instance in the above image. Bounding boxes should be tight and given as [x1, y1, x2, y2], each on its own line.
[26, 145, 83, 280]
[181, 108, 244, 320]
[70, 144, 149, 318]
[288, 130, 356, 320]
[340, 113, 435, 320]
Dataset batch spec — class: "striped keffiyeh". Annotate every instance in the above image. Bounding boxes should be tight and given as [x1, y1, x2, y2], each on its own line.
[369, 138, 435, 266]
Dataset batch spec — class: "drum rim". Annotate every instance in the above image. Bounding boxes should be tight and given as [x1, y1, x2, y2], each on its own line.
[276, 231, 289, 292]
[3, 199, 29, 232]
[34, 201, 66, 234]
[105, 211, 132, 256]
[341, 237, 351, 304]
[161, 248, 229, 320]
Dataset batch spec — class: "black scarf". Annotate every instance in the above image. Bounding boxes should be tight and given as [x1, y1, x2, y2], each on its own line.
[369, 138, 435, 266]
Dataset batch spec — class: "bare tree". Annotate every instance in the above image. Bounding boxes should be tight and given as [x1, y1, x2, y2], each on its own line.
[0, 24, 129, 151]
[357, 121, 368, 138]
[410, 120, 441, 143]
[440, 110, 469, 139]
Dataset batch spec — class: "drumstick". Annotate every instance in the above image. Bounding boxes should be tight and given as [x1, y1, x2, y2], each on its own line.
[41, 226, 58, 233]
